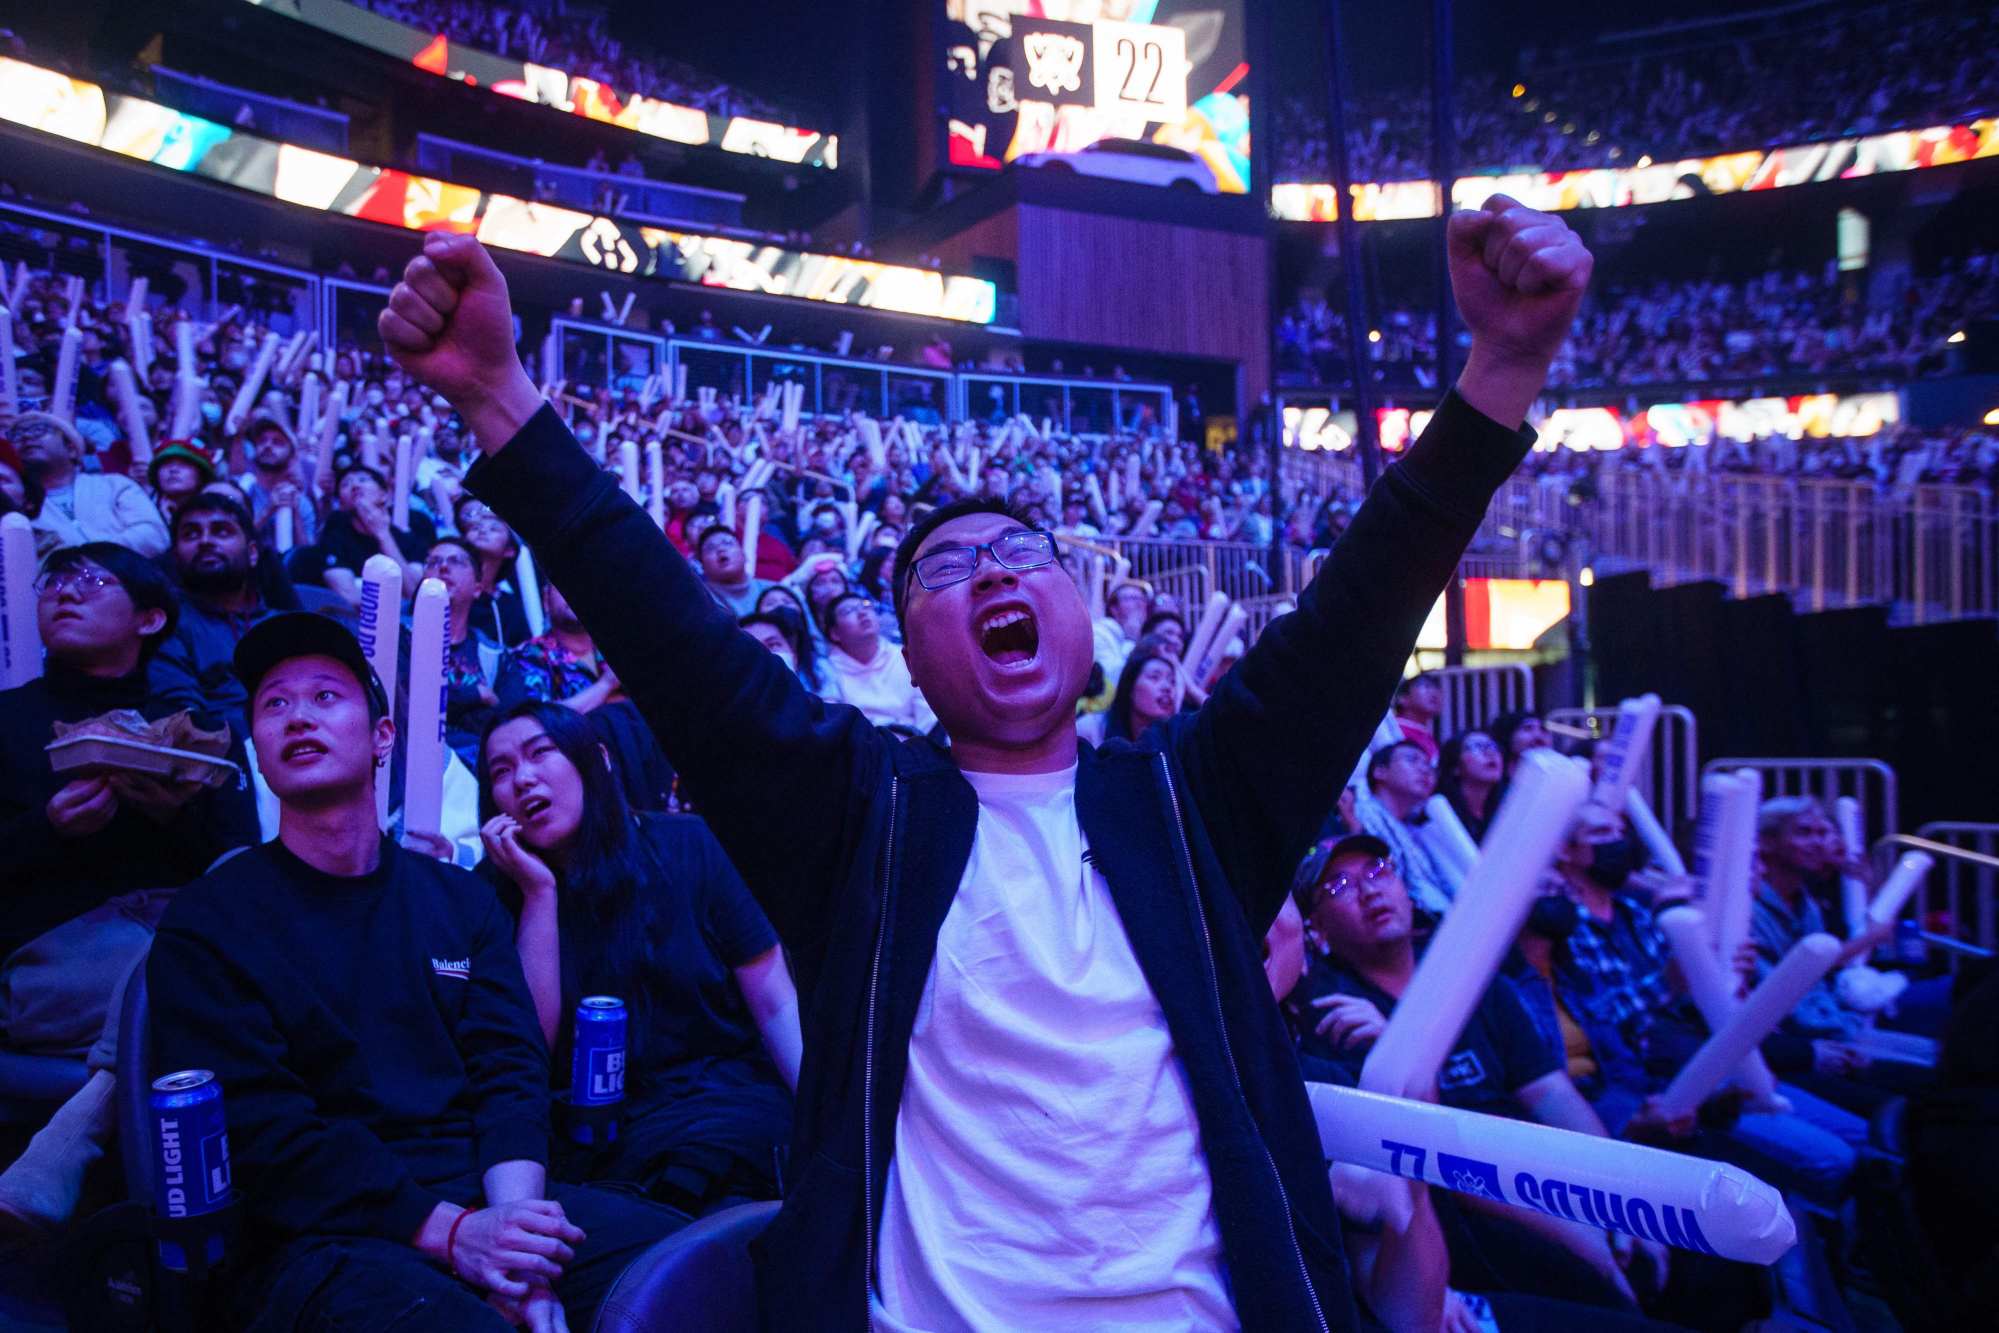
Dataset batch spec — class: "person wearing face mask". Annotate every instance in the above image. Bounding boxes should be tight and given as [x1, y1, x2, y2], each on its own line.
[1541, 804, 1870, 1203]
[740, 609, 835, 700]
[477, 703, 800, 1216]
[1282, 836, 1667, 1315]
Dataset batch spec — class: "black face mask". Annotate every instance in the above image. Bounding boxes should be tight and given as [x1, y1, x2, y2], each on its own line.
[1526, 894, 1581, 939]
[1584, 838, 1636, 890]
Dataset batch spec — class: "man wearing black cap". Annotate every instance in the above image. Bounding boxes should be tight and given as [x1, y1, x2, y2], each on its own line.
[147, 614, 683, 1332]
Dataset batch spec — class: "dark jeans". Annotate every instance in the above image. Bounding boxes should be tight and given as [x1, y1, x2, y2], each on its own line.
[573, 1065, 790, 1217]
[235, 1180, 685, 1331]
[1433, 1191, 1634, 1310]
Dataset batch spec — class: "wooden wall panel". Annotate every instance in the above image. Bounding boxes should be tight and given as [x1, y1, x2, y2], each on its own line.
[925, 204, 1269, 395]
[1015, 205, 1268, 393]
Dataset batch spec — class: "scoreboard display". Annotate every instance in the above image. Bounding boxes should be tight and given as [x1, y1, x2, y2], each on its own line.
[942, 1, 1252, 194]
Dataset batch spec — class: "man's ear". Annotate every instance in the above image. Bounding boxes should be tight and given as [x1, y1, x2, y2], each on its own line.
[137, 608, 168, 641]
[374, 715, 397, 766]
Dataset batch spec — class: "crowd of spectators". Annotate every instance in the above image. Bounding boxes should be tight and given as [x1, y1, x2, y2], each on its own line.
[1515, 420, 1999, 491]
[1281, 251, 1999, 396]
[1276, 0, 1999, 183]
[0, 242, 1987, 1330]
[353, 0, 816, 125]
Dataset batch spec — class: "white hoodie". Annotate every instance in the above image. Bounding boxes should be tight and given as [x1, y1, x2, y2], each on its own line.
[826, 639, 937, 734]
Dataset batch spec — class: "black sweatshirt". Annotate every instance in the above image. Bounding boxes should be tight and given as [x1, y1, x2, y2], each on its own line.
[148, 838, 549, 1250]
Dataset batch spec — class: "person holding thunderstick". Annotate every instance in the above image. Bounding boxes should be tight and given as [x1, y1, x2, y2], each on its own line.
[380, 195, 1592, 1332]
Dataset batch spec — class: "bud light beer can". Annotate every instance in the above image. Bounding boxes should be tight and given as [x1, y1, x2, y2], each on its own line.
[150, 1070, 231, 1270]
[571, 997, 627, 1109]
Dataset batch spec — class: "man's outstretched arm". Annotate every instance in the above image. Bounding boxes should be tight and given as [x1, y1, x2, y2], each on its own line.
[1173, 196, 1592, 932]
[379, 235, 881, 958]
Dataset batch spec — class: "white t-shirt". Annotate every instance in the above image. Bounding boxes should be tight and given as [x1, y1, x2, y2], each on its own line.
[871, 765, 1234, 1332]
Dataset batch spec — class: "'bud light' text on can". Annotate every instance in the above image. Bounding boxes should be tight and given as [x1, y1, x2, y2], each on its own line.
[151, 1070, 231, 1271]
[571, 997, 627, 1108]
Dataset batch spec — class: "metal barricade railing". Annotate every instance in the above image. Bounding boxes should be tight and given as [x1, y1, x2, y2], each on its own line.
[1434, 663, 1534, 739]
[1703, 757, 1899, 846]
[1893, 823, 1999, 963]
[1548, 704, 1699, 836]
[1569, 469, 1999, 625]
[1102, 538, 1281, 605]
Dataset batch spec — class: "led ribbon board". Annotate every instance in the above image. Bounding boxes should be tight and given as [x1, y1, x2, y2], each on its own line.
[243, 0, 836, 168]
[0, 59, 994, 324]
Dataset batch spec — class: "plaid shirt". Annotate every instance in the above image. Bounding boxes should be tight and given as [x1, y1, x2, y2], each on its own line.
[1555, 888, 1677, 1045]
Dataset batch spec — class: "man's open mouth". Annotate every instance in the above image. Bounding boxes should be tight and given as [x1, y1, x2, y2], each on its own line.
[978, 606, 1040, 667]
[281, 739, 328, 762]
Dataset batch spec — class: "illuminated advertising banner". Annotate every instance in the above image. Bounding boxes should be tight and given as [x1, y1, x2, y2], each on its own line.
[1283, 391, 1899, 453]
[1271, 118, 1999, 222]
[0, 60, 995, 324]
[243, 0, 836, 169]
[943, 0, 1251, 193]
[1416, 578, 1572, 652]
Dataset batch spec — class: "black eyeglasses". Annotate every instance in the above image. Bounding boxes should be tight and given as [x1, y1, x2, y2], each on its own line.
[905, 529, 1057, 594]
[1311, 857, 1393, 908]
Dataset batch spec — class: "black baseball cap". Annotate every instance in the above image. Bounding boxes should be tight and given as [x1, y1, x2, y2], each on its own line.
[1290, 832, 1392, 905]
[233, 612, 391, 720]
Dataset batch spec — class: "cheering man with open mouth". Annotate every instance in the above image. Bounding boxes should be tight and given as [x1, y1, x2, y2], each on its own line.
[379, 193, 1590, 1332]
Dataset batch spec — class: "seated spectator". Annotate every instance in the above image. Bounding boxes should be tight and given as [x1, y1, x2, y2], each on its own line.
[12, 411, 169, 557]
[150, 493, 344, 734]
[494, 580, 617, 714]
[146, 440, 216, 530]
[1092, 578, 1150, 684]
[454, 497, 532, 646]
[477, 703, 800, 1215]
[1282, 835, 1659, 1312]
[288, 465, 433, 608]
[236, 415, 319, 549]
[1392, 671, 1443, 762]
[1139, 608, 1188, 660]
[695, 524, 774, 618]
[0, 440, 48, 547]
[1522, 806, 1866, 1206]
[820, 591, 935, 732]
[792, 552, 849, 645]
[1100, 637, 1182, 745]
[148, 614, 686, 1329]
[1751, 797, 1940, 1111]
[1351, 741, 1460, 913]
[424, 536, 502, 766]
[741, 607, 833, 699]
[1437, 729, 1504, 842]
[0, 543, 255, 1232]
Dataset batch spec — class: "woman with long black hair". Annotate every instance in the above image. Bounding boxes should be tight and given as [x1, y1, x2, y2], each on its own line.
[477, 702, 801, 1216]
[1098, 636, 1184, 746]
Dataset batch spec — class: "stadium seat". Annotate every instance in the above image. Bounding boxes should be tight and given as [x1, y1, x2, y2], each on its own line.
[1854, 1096, 1962, 1330]
[116, 967, 154, 1205]
[590, 1200, 777, 1333]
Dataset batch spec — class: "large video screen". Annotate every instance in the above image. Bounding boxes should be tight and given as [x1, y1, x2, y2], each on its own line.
[942, 1, 1251, 194]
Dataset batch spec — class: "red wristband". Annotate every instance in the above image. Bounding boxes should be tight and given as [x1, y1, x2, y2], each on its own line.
[446, 1206, 478, 1275]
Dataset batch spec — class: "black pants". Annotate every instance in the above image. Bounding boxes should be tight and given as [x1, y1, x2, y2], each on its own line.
[235, 1181, 685, 1331]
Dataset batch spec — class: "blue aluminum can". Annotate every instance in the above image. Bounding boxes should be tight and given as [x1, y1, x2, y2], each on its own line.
[150, 1070, 231, 1270]
[570, 996, 627, 1109]
[1895, 917, 1925, 965]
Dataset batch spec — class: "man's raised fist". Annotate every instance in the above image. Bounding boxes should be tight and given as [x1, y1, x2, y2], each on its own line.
[1446, 194, 1593, 374]
[380, 235, 541, 451]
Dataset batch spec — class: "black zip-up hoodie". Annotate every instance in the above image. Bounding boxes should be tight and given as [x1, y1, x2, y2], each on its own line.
[467, 391, 1533, 1332]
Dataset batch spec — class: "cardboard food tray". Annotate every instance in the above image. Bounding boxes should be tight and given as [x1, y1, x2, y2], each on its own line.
[46, 734, 244, 789]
